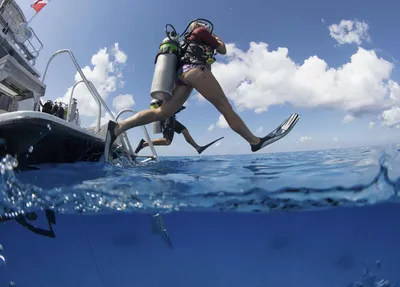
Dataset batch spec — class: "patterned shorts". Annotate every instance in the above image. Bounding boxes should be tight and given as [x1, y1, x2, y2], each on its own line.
[176, 63, 209, 86]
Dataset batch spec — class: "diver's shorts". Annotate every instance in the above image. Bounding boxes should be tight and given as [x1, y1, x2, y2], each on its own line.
[176, 63, 210, 86]
[162, 118, 187, 142]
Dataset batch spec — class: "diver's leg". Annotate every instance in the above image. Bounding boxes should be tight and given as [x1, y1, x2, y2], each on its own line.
[142, 138, 171, 148]
[172, 120, 200, 150]
[179, 123, 224, 154]
[182, 129, 201, 150]
[182, 67, 260, 145]
[113, 85, 192, 137]
[104, 85, 192, 162]
[135, 138, 171, 154]
[179, 127, 201, 151]
[135, 119, 175, 153]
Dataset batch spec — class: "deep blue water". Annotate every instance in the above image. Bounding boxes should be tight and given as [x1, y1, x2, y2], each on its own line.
[0, 145, 399, 286]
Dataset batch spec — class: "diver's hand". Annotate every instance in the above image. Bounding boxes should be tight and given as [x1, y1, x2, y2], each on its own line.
[213, 35, 226, 55]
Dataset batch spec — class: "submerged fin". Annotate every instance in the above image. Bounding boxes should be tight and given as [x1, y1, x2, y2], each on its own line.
[151, 213, 162, 234]
[150, 213, 173, 248]
[251, 113, 300, 152]
[161, 229, 173, 248]
[197, 137, 224, 154]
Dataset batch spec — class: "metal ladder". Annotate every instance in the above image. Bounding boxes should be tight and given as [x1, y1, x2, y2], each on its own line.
[41, 49, 158, 163]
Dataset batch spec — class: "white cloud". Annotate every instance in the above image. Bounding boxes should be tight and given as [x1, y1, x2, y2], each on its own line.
[254, 107, 267, 114]
[56, 43, 128, 118]
[210, 42, 396, 124]
[99, 112, 115, 127]
[112, 43, 128, 64]
[256, 126, 263, 133]
[299, 136, 312, 142]
[215, 142, 221, 147]
[216, 115, 229, 128]
[328, 20, 370, 45]
[380, 81, 400, 127]
[388, 80, 400, 101]
[90, 111, 116, 128]
[369, 121, 375, 129]
[112, 94, 135, 111]
[333, 137, 338, 142]
[208, 124, 215, 131]
[342, 114, 355, 123]
[381, 107, 400, 128]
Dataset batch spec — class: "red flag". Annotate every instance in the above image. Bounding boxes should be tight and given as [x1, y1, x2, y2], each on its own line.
[31, 0, 49, 13]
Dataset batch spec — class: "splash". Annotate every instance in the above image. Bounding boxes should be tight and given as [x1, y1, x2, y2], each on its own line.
[0, 146, 399, 216]
[0, 243, 5, 268]
[347, 260, 395, 287]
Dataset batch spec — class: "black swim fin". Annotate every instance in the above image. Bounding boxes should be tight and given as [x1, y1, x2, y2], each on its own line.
[45, 209, 56, 225]
[134, 139, 145, 154]
[197, 137, 224, 154]
[150, 213, 173, 248]
[161, 230, 173, 249]
[251, 113, 300, 152]
[104, 120, 118, 163]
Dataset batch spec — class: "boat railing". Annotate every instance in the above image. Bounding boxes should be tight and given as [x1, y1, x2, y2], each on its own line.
[68, 80, 101, 132]
[115, 109, 159, 162]
[0, 7, 43, 64]
[41, 49, 159, 162]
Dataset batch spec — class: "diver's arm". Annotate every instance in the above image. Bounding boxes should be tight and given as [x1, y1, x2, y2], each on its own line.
[212, 34, 227, 55]
[192, 27, 227, 55]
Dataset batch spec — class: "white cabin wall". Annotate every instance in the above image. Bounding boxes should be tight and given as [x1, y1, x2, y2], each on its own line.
[17, 97, 34, 111]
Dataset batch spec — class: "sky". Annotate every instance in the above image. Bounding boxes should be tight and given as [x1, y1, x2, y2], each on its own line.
[13, 0, 400, 156]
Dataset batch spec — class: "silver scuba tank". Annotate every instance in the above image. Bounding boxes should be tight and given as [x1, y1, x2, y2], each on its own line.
[150, 99, 162, 134]
[76, 110, 81, 126]
[150, 32, 180, 101]
[68, 98, 77, 123]
[152, 121, 162, 134]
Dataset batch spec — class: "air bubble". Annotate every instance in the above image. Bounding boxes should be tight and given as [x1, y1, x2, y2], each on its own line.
[376, 260, 381, 269]
[0, 255, 6, 267]
[28, 146, 34, 153]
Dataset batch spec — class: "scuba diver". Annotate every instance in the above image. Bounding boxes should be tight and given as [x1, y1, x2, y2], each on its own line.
[0, 209, 56, 238]
[134, 99, 224, 155]
[104, 19, 300, 162]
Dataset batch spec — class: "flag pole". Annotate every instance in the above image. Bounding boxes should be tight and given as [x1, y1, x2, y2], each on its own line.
[27, 12, 38, 24]
[28, 0, 50, 24]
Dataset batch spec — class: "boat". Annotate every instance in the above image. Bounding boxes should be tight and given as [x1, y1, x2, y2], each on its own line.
[0, 0, 158, 171]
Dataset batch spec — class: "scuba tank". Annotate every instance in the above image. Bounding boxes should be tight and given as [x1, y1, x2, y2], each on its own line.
[149, 19, 214, 101]
[63, 104, 68, 120]
[76, 109, 81, 126]
[150, 99, 162, 134]
[150, 28, 180, 101]
[68, 98, 78, 123]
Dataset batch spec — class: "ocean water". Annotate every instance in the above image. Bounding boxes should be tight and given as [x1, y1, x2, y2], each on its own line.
[0, 145, 399, 287]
